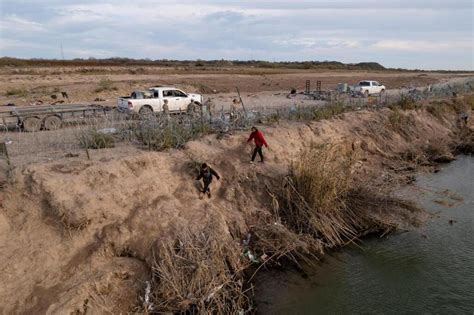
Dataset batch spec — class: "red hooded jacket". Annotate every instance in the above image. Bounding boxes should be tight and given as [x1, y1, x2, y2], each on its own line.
[247, 130, 268, 147]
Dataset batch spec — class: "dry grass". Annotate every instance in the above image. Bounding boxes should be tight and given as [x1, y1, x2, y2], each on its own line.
[285, 102, 346, 122]
[5, 88, 28, 97]
[132, 115, 211, 151]
[94, 79, 118, 93]
[276, 144, 360, 247]
[389, 94, 420, 111]
[249, 217, 324, 266]
[454, 127, 474, 154]
[387, 109, 418, 141]
[463, 94, 474, 110]
[268, 144, 422, 248]
[312, 101, 346, 121]
[79, 129, 115, 149]
[149, 225, 250, 314]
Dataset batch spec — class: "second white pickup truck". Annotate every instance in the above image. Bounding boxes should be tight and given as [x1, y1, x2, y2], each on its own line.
[354, 81, 386, 97]
[117, 86, 203, 115]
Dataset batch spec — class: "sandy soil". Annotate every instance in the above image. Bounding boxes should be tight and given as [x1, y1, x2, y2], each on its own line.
[0, 103, 466, 313]
[0, 66, 471, 108]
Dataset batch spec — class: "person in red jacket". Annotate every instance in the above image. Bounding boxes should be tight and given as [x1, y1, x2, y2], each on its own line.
[247, 126, 269, 163]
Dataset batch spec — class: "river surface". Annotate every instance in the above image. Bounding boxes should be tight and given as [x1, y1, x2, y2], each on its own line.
[255, 155, 474, 314]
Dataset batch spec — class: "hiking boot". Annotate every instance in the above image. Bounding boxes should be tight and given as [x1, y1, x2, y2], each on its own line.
[250, 161, 254, 164]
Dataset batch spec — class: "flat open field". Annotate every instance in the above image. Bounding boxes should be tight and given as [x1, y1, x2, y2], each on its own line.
[1, 66, 472, 108]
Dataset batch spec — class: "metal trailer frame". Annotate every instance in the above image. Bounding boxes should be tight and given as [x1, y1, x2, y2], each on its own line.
[0, 103, 110, 132]
[303, 80, 336, 101]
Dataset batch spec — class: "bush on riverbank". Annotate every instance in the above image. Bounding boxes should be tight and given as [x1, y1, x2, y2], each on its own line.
[149, 225, 249, 313]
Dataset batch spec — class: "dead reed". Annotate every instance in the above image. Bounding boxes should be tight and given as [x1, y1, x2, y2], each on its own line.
[78, 129, 115, 149]
[149, 226, 250, 314]
[268, 144, 422, 248]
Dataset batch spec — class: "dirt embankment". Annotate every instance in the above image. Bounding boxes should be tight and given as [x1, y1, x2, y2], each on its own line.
[0, 99, 472, 313]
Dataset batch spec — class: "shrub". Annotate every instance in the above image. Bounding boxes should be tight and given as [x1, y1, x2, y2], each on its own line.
[79, 129, 115, 149]
[313, 102, 345, 121]
[287, 102, 345, 122]
[94, 78, 118, 93]
[150, 225, 248, 313]
[133, 117, 211, 151]
[463, 94, 474, 110]
[389, 94, 419, 110]
[288, 106, 314, 121]
[265, 112, 281, 124]
[5, 88, 28, 97]
[269, 144, 422, 248]
[426, 103, 446, 120]
[277, 144, 358, 247]
[388, 108, 411, 130]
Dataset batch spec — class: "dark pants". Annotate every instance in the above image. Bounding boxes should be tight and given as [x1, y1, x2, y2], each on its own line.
[252, 145, 264, 162]
[202, 179, 212, 193]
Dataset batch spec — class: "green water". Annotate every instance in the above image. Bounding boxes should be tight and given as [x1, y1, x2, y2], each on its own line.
[255, 155, 474, 314]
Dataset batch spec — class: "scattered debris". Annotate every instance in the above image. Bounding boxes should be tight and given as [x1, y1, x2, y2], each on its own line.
[31, 100, 44, 106]
[243, 249, 259, 263]
[337, 83, 350, 93]
[97, 128, 117, 135]
[141, 281, 154, 312]
[434, 199, 454, 207]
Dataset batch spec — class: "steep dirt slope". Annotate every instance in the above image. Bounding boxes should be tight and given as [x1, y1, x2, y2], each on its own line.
[0, 107, 464, 313]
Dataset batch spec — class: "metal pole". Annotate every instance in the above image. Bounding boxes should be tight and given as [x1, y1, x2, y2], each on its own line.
[235, 87, 247, 114]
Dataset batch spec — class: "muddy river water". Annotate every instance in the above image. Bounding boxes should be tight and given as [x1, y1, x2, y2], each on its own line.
[255, 155, 474, 314]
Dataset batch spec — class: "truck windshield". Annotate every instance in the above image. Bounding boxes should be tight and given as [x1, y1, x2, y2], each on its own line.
[359, 81, 370, 86]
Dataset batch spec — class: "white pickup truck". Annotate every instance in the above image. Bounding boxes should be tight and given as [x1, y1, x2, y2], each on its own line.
[117, 86, 203, 115]
[354, 81, 386, 97]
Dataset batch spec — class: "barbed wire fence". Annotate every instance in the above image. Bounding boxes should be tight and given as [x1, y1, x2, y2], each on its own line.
[1, 78, 473, 167]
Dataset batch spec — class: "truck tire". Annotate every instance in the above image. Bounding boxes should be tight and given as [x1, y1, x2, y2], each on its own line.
[139, 105, 153, 119]
[23, 117, 42, 132]
[44, 115, 62, 130]
[380, 89, 385, 95]
[364, 90, 369, 98]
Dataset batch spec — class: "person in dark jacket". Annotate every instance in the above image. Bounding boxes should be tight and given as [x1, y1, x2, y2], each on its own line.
[196, 163, 220, 198]
[247, 126, 269, 163]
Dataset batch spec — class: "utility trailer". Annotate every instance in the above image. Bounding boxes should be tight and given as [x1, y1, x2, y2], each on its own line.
[0, 103, 110, 132]
[304, 80, 337, 101]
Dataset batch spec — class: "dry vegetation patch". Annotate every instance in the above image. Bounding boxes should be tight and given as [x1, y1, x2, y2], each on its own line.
[149, 225, 250, 313]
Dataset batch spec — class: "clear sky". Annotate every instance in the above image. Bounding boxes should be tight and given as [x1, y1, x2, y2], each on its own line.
[0, 0, 473, 70]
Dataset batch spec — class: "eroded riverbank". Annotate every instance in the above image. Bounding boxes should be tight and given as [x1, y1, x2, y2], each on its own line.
[0, 95, 472, 313]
